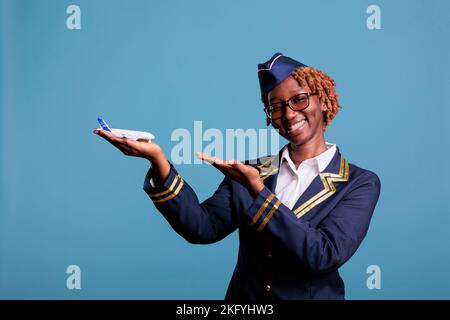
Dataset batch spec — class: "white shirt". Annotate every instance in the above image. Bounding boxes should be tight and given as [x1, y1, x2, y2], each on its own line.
[274, 142, 337, 210]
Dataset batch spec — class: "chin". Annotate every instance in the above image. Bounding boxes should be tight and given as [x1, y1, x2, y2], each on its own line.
[288, 135, 308, 146]
[279, 131, 305, 146]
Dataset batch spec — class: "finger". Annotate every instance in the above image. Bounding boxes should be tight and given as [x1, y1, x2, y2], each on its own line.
[234, 162, 261, 178]
[104, 132, 133, 147]
[121, 138, 147, 154]
[231, 161, 249, 170]
[227, 159, 242, 165]
[211, 162, 228, 175]
[110, 140, 133, 154]
[104, 135, 136, 152]
[229, 160, 247, 172]
[196, 152, 239, 176]
[213, 161, 242, 176]
[94, 130, 143, 157]
[196, 152, 227, 166]
[212, 162, 243, 181]
[226, 159, 247, 173]
[196, 151, 214, 163]
[94, 129, 117, 143]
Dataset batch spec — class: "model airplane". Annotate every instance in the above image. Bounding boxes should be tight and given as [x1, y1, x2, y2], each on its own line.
[97, 117, 155, 141]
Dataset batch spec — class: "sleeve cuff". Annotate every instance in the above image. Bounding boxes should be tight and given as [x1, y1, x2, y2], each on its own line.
[143, 163, 184, 204]
[244, 186, 281, 232]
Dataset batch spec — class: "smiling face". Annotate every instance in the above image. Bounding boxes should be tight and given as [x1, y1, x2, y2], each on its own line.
[267, 75, 327, 146]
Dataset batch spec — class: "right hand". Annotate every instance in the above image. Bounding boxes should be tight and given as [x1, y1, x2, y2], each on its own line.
[93, 129, 162, 161]
[94, 129, 171, 184]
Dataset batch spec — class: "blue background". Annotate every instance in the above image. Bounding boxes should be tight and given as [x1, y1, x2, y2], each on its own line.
[1, 0, 449, 299]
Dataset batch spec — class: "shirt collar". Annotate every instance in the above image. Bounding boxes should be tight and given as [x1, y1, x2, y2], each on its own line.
[280, 142, 337, 173]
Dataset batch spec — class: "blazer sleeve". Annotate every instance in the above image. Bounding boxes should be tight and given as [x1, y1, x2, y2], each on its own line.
[243, 171, 381, 273]
[143, 162, 238, 244]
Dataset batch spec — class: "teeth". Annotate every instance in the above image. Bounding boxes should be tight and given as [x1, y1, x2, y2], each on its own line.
[288, 119, 306, 132]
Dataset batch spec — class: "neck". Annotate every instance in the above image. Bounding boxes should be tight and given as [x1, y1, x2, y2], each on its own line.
[288, 135, 327, 168]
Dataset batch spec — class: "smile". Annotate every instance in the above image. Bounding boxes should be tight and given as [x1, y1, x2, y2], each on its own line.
[287, 119, 307, 135]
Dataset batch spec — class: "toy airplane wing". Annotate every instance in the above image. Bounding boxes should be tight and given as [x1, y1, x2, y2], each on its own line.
[97, 117, 155, 141]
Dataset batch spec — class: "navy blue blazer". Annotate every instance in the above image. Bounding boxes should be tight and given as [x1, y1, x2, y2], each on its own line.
[143, 145, 381, 300]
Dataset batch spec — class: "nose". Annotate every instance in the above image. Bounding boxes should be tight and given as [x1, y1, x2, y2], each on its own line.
[282, 103, 297, 121]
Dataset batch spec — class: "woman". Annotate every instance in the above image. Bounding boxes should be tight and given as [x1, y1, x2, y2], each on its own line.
[94, 53, 381, 300]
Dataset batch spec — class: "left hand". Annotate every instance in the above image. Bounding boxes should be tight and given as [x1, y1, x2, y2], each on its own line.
[196, 152, 264, 197]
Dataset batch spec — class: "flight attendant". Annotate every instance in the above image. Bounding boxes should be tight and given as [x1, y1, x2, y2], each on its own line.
[94, 53, 381, 300]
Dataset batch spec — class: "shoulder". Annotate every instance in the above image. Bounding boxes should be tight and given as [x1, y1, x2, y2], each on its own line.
[347, 161, 381, 192]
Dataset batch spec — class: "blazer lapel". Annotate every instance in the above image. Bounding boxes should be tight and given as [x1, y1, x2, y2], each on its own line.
[291, 147, 350, 220]
[255, 145, 350, 220]
[257, 145, 287, 192]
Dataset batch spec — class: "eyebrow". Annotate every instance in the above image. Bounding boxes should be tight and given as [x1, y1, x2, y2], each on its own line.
[269, 90, 308, 103]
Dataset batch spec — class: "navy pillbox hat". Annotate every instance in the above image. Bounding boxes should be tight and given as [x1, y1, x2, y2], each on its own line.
[257, 52, 307, 97]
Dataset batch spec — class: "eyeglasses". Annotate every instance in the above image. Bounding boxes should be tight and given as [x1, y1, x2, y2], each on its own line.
[265, 92, 318, 120]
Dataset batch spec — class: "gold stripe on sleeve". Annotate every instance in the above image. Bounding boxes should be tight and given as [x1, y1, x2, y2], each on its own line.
[251, 193, 275, 226]
[257, 199, 281, 232]
[152, 178, 185, 203]
[148, 174, 180, 198]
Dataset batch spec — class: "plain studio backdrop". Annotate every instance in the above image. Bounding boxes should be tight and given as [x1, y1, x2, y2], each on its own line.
[0, 0, 449, 299]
